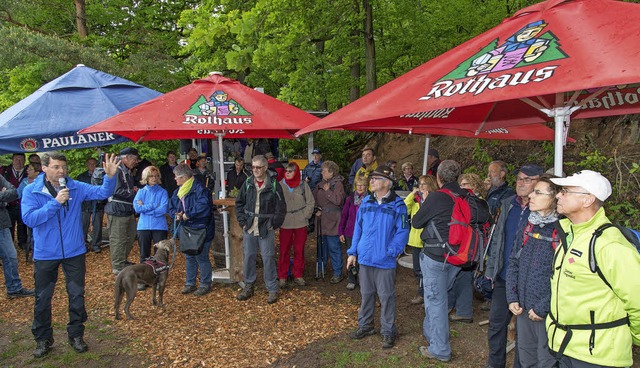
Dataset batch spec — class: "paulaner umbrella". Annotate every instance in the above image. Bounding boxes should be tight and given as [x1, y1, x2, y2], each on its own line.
[0, 64, 161, 153]
[296, 0, 640, 175]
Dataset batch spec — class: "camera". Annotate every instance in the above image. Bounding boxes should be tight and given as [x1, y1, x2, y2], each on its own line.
[348, 264, 358, 277]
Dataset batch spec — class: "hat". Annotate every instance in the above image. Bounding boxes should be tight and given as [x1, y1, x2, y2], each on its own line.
[120, 147, 139, 157]
[369, 165, 395, 183]
[428, 148, 439, 158]
[550, 170, 612, 201]
[516, 163, 543, 177]
[311, 148, 321, 154]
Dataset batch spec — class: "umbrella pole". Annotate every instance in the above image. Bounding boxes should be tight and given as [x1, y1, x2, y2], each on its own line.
[216, 133, 231, 271]
[553, 108, 572, 177]
[422, 134, 431, 175]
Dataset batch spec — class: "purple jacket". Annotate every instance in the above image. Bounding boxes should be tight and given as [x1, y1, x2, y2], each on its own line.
[338, 192, 365, 238]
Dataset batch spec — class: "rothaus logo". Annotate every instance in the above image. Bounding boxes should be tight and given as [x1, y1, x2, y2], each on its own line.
[421, 20, 568, 101]
[182, 90, 253, 126]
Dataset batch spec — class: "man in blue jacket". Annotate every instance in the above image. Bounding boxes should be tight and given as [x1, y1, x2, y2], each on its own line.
[21, 152, 119, 358]
[347, 165, 409, 349]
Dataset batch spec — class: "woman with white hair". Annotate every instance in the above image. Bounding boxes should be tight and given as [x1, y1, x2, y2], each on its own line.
[133, 166, 169, 269]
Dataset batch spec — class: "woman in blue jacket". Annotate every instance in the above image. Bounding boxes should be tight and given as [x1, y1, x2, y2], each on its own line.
[169, 164, 214, 297]
[133, 166, 169, 265]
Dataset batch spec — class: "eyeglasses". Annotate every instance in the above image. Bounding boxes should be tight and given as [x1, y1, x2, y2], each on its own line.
[516, 176, 538, 184]
[252, 165, 266, 170]
[559, 188, 591, 196]
[175, 175, 185, 179]
[532, 190, 554, 196]
[370, 176, 384, 182]
[148, 174, 159, 178]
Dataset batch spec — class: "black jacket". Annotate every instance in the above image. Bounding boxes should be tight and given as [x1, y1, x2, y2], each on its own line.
[412, 181, 467, 262]
[104, 164, 136, 217]
[226, 167, 249, 192]
[159, 163, 178, 197]
[0, 176, 18, 229]
[235, 175, 286, 238]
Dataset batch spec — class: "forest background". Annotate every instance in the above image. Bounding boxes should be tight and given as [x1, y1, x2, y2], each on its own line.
[1, 0, 639, 226]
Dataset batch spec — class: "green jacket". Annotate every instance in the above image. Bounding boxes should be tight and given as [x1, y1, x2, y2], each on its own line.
[404, 193, 423, 248]
[546, 208, 640, 367]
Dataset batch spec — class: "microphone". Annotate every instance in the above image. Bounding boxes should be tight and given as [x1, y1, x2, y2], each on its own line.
[58, 178, 68, 209]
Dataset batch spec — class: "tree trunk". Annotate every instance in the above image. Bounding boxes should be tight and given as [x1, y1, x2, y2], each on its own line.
[316, 40, 328, 111]
[350, 0, 361, 102]
[363, 0, 376, 93]
[74, 0, 88, 39]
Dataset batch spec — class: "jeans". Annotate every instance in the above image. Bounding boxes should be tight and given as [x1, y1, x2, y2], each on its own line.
[137, 230, 167, 263]
[447, 269, 473, 318]
[0, 227, 24, 293]
[242, 229, 278, 292]
[320, 235, 342, 276]
[185, 240, 212, 287]
[357, 265, 397, 336]
[278, 227, 307, 279]
[32, 253, 86, 342]
[420, 253, 459, 360]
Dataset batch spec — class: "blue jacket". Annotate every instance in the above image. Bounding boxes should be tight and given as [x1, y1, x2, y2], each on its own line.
[347, 190, 409, 269]
[134, 184, 169, 231]
[169, 178, 215, 242]
[302, 161, 323, 191]
[21, 173, 116, 260]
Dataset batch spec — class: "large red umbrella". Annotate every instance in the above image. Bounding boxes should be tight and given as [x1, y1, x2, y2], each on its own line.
[81, 73, 317, 280]
[81, 73, 318, 141]
[296, 0, 640, 174]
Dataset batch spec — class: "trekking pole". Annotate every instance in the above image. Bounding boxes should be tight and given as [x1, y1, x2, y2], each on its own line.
[315, 208, 325, 279]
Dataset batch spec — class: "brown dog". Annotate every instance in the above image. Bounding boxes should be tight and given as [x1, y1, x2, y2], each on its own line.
[114, 239, 174, 320]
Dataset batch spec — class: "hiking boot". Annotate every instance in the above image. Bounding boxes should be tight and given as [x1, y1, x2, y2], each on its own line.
[194, 285, 211, 296]
[410, 296, 424, 305]
[382, 334, 396, 349]
[112, 269, 121, 275]
[7, 288, 35, 299]
[419, 346, 451, 362]
[346, 282, 356, 290]
[267, 292, 278, 304]
[449, 315, 473, 323]
[293, 278, 306, 286]
[68, 336, 88, 353]
[481, 300, 492, 311]
[237, 284, 254, 301]
[137, 283, 147, 291]
[278, 279, 287, 288]
[90, 246, 101, 253]
[33, 338, 54, 358]
[330, 274, 343, 284]
[181, 285, 197, 294]
[349, 327, 375, 340]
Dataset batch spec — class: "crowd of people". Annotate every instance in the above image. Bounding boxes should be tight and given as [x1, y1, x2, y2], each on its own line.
[1, 144, 638, 367]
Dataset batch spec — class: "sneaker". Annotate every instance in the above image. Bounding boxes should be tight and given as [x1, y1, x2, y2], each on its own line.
[293, 278, 306, 286]
[137, 283, 147, 291]
[237, 284, 254, 301]
[410, 296, 424, 305]
[382, 334, 396, 349]
[7, 288, 35, 299]
[194, 285, 211, 296]
[419, 346, 451, 362]
[278, 279, 287, 288]
[33, 338, 54, 358]
[267, 292, 278, 304]
[346, 282, 356, 290]
[330, 274, 343, 284]
[449, 314, 473, 323]
[349, 327, 375, 340]
[68, 336, 88, 353]
[181, 285, 197, 294]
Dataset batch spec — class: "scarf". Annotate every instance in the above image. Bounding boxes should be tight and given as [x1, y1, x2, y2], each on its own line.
[528, 210, 559, 225]
[283, 162, 301, 188]
[177, 177, 194, 199]
[353, 191, 365, 207]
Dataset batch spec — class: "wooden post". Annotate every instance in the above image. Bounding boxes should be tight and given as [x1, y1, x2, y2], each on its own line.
[213, 198, 244, 282]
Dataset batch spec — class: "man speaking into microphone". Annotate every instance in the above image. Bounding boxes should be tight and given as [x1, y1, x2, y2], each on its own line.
[21, 151, 120, 358]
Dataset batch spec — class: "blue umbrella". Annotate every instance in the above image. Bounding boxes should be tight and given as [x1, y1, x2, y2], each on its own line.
[0, 64, 162, 153]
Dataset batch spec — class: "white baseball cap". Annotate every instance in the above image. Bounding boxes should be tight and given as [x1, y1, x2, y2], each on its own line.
[550, 170, 612, 201]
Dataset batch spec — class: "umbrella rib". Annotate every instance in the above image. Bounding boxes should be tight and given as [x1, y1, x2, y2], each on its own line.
[475, 102, 497, 135]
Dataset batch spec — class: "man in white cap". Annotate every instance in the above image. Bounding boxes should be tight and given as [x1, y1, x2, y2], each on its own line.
[547, 170, 640, 368]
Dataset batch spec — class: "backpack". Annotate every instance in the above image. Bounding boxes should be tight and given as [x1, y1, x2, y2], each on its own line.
[430, 188, 491, 269]
[588, 223, 640, 289]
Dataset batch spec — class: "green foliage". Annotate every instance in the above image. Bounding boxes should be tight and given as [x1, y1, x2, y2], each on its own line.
[279, 130, 355, 176]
